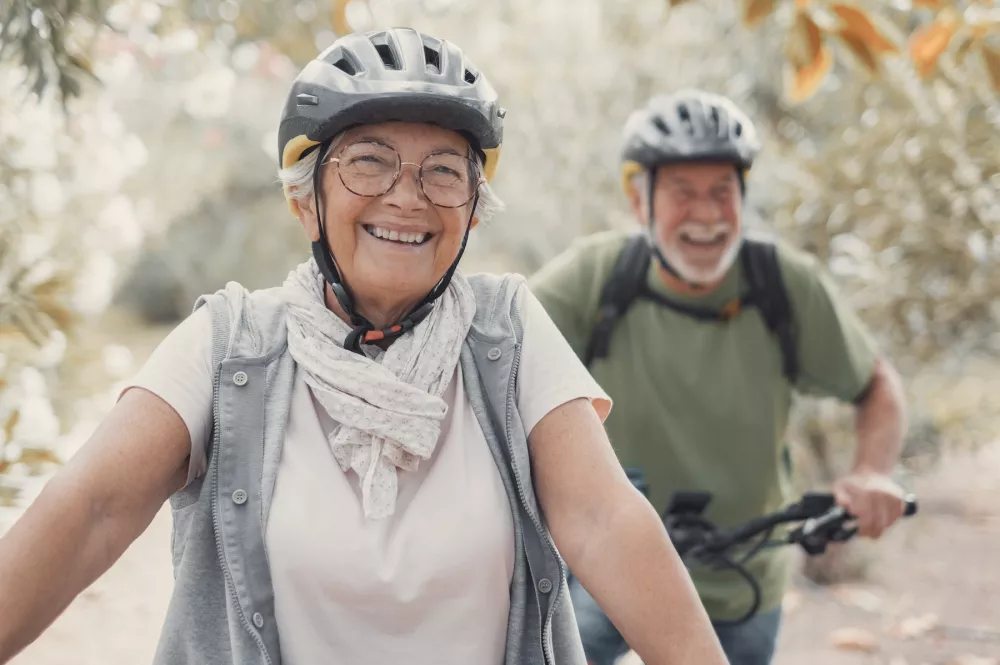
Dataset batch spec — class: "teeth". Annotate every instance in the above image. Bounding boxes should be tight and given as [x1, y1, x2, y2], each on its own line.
[366, 226, 427, 244]
[682, 231, 726, 243]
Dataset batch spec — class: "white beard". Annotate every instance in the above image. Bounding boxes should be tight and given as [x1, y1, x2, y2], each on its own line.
[657, 222, 742, 286]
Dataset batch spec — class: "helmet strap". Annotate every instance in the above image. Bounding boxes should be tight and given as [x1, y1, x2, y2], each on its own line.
[310, 140, 479, 354]
[646, 168, 687, 283]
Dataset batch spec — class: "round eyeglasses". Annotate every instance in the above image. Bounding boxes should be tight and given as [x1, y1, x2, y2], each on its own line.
[325, 140, 484, 208]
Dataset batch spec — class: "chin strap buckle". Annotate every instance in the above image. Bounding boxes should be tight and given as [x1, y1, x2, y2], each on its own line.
[342, 302, 436, 355]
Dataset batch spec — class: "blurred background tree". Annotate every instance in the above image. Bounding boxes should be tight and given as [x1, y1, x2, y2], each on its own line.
[1, 0, 998, 547]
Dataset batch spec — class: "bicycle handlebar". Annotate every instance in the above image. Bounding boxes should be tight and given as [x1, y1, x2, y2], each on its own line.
[697, 493, 918, 557]
[662, 490, 918, 625]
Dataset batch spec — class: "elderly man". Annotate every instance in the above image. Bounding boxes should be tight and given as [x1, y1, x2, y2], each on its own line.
[528, 89, 909, 665]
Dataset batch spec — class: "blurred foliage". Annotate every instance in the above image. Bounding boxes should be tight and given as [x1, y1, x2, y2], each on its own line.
[0, 46, 150, 495]
[0, 0, 105, 101]
[720, 0, 1000, 103]
[0, 0, 364, 106]
[1, 0, 999, 511]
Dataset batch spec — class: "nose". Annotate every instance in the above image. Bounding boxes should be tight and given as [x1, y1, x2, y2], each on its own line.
[382, 162, 428, 211]
[689, 196, 721, 222]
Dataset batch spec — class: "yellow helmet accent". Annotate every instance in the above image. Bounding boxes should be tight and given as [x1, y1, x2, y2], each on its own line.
[281, 135, 321, 215]
[620, 161, 645, 194]
[481, 146, 502, 183]
[281, 135, 321, 170]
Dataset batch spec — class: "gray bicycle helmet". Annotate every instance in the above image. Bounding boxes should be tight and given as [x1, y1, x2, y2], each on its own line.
[620, 89, 761, 191]
[278, 27, 504, 180]
[277, 28, 505, 354]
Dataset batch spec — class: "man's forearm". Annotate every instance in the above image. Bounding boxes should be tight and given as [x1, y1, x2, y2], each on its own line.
[568, 494, 727, 665]
[853, 358, 907, 474]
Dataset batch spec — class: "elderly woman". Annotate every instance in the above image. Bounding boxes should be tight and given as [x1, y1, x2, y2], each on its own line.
[0, 28, 726, 665]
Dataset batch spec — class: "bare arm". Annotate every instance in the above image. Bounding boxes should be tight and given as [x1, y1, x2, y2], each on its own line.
[530, 398, 727, 665]
[834, 358, 909, 538]
[0, 389, 190, 663]
[852, 358, 907, 474]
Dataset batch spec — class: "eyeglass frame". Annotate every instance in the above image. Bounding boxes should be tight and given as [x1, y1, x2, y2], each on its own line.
[323, 141, 486, 209]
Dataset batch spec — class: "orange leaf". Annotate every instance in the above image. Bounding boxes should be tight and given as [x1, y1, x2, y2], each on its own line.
[982, 44, 1000, 92]
[785, 10, 824, 69]
[838, 29, 880, 74]
[785, 44, 834, 103]
[332, 0, 351, 35]
[908, 12, 960, 78]
[742, 0, 777, 27]
[831, 3, 898, 54]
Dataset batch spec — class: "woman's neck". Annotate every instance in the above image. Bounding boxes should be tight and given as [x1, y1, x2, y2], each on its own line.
[324, 283, 422, 331]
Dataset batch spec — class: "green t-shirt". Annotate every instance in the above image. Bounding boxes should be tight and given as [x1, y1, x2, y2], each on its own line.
[528, 230, 879, 621]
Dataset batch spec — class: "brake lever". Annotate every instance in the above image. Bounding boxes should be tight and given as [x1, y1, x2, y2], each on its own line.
[792, 494, 919, 554]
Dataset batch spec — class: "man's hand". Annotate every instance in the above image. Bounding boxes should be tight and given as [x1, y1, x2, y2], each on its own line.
[832, 472, 907, 539]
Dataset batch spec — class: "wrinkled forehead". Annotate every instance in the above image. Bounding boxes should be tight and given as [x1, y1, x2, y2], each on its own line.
[656, 162, 739, 188]
[339, 121, 471, 157]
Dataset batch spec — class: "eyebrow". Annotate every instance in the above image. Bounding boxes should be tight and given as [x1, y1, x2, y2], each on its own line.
[664, 172, 737, 187]
[347, 137, 467, 159]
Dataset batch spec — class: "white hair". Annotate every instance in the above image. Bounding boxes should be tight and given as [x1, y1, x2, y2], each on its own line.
[277, 134, 505, 223]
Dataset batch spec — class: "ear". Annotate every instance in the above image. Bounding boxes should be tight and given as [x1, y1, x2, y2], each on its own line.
[289, 194, 321, 242]
[470, 216, 480, 229]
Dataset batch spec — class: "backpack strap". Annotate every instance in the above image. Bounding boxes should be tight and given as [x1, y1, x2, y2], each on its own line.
[582, 234, 800, 383]
[740, 238, 799, 383]
[584, 233, 652, 368]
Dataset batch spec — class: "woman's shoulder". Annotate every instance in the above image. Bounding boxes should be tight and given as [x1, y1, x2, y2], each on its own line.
[194, 282, 292, 359]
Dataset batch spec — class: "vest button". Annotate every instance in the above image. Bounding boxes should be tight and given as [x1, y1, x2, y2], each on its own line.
[537, 578, 553, 594]
[252, 612, 264, 628]
[232, 489, 248, 505]
[487, 348, 502, 361]
[233, 371, 248, 386]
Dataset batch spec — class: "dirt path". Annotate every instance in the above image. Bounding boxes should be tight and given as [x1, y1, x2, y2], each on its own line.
[10, 443, 998, 665]
[9, 507, 174, 665]
[772, 444, 1000, 665]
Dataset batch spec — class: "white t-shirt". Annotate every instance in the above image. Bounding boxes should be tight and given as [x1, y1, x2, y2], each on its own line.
[125, 285, 610, 665]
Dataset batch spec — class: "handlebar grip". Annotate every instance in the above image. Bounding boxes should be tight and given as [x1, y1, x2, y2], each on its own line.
[903, 494, 918, 517]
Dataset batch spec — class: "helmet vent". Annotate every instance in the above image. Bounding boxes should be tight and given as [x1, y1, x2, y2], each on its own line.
[423, 45, 442, 74]
[464, 68, 478, 85]
[734, 122, 744, 137]
[709, 106, 722, 135]
[374, 43, 401, 70]
[331, 57, 359, 76]
[652, 115, 671, 135]
[676, 103, 694, 135]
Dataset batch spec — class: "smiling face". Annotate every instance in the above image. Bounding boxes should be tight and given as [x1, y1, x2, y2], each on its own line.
[631, 162, 743, 288]
[294, 122, 480, 322]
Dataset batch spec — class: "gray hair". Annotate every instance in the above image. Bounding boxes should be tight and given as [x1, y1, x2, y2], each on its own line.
[277, 134, 505, 223]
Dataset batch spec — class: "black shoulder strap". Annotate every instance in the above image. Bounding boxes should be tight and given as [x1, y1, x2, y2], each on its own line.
[740, 238, 799, 382]
[584, 233, 652, 368]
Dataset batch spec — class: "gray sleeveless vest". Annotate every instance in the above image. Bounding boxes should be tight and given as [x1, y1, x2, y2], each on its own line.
[153, 273, 587, 665]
